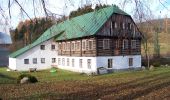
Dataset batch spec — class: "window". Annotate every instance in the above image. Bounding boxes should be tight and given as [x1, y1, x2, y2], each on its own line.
[41, 58, 45, 63]
[108, 59, 113, 68]
[79, 59, 83, 68]
[71, 42, 75, 51]
[58, 58, 61, 65]
[103, 39, 110, 49]
[128, 23, 131, 30]
[112, 21, 117, 29]
[131, 40, 136, 49]
[76, 41, 80, 50]
[58, 43, 62, 50]
[72, 59, 74, 67]
[33, 58, 37, 64]
[88, 40, 93, 50]
[115, 40, 120, 48]
[24, 59, 29, 64]
[66, 42, 70, 51]
[63, 43, 66, 51]
[129, 58, 133, 66]
[62, 58, 65, 66]
[82, 41, 86, 50]
[123, 22, 125, 29]
[87, 59, 91, 69]
[52, 58, 56, 63]
[120, 22, 123, 29]
[40, 45, 45, 50]
[67, 58, 69, 66]
[123, 39, 128, 49]
[51, 45, 55, 50]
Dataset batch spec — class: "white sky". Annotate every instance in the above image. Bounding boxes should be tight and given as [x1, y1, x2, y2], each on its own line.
[0, 0, 170, 28]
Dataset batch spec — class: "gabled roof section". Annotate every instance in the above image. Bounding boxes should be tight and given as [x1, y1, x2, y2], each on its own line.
[9, 5, 129, 58]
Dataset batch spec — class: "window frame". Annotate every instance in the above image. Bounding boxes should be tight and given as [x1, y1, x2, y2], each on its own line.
[131, 40, 136, 49]
[82, 40, 86, 51]
[103, 39, 110, 49]
[33, 58, 37, 64]
[67, 58, 69, 66]
[87, 59, 91, 69]
[51, 45, 55, 50]
[41, 58, 45, 64]
[123, 39, 128, 49]
[129, 58, 133, 66]
[40, 45, 45, 50]
[88, 40, 93, 50]
[72, 59, 74, 67]
[24, 59, 29, 64]
[79, 59, 83, 68]
[52, 58, 56, 63]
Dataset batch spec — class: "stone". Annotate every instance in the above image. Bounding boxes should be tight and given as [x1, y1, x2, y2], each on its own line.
[149, 65, 154, 70]
[141, 66, 146, 70]
[20, 77, 30, 84]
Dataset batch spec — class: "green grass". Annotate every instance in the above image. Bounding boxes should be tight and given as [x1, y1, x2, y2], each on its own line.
[1, 67, 170, 99]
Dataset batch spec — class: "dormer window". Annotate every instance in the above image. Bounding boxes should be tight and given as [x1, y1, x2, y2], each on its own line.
[40, 45, 45, 50]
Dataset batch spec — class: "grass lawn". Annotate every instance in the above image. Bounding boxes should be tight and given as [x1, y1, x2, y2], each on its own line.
[1, 67, 170, 99]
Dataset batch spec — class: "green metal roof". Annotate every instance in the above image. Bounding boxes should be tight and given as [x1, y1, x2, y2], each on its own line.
[9, 5, 129, 58]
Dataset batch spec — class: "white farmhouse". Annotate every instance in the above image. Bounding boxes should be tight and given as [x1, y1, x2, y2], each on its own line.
[9, 5, 143, 74]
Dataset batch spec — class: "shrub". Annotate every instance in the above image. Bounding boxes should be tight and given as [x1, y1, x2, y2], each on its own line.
[152, 61, 161, 67]
[17, 74, 38, 83]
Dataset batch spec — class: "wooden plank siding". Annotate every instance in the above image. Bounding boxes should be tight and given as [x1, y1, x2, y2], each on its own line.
[58, 38, 96, 57]
[57, 13, 142, 57]
[96, 37, 141, 56]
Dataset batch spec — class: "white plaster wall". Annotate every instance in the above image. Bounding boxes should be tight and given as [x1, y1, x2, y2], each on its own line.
[96, 55, 141, 69]
[8, 58, 16, 70]
[13, 39, 58, 71]
[57, 56, 97, 73]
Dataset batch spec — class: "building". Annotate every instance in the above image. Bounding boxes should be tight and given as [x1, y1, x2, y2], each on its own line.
[9, 5, 143, 73]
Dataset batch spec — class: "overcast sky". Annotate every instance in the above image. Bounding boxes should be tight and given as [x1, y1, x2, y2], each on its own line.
[0, 0, 170, 28]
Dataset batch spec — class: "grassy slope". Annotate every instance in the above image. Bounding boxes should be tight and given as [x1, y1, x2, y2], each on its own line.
[1, 67, 170, 99]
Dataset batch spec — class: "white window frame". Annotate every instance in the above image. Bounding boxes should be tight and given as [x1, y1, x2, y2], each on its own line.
[58, 58, 61, 65]
[72, 59, 74, 67]
[40, 45, 45, 50]
[51, 44, 55, 50]
[62, 58, 65, 66]
[76, 41, 81, 51]
[79, 59, 83, 68]
[52, 58, 56, 63]
[123, 39, 128, 49]
[66, 42, 70, 51]
[88, 40, 93, 50]
[33, 58, 37, 64]
[71, 42, 75, 51]
[129, 58, 133, 66]
[24, 59, 29, 64]
[87, 59, 91, 69]
[67, 58, 69, 66]
[108, 59, 113, 69]
[41, 58, 45, 64]
[103, 39, 110, 49]
[82, 40, 86, 50]
[123, 22, 125, 29]
[131, 40, 136, 49]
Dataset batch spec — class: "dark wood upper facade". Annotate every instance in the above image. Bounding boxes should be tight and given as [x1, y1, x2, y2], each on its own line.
[56, 14, 142, 57]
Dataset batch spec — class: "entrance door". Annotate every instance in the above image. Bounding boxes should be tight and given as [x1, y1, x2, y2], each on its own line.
[129, 58, 133, 67]
[108, 59, 113, 68]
